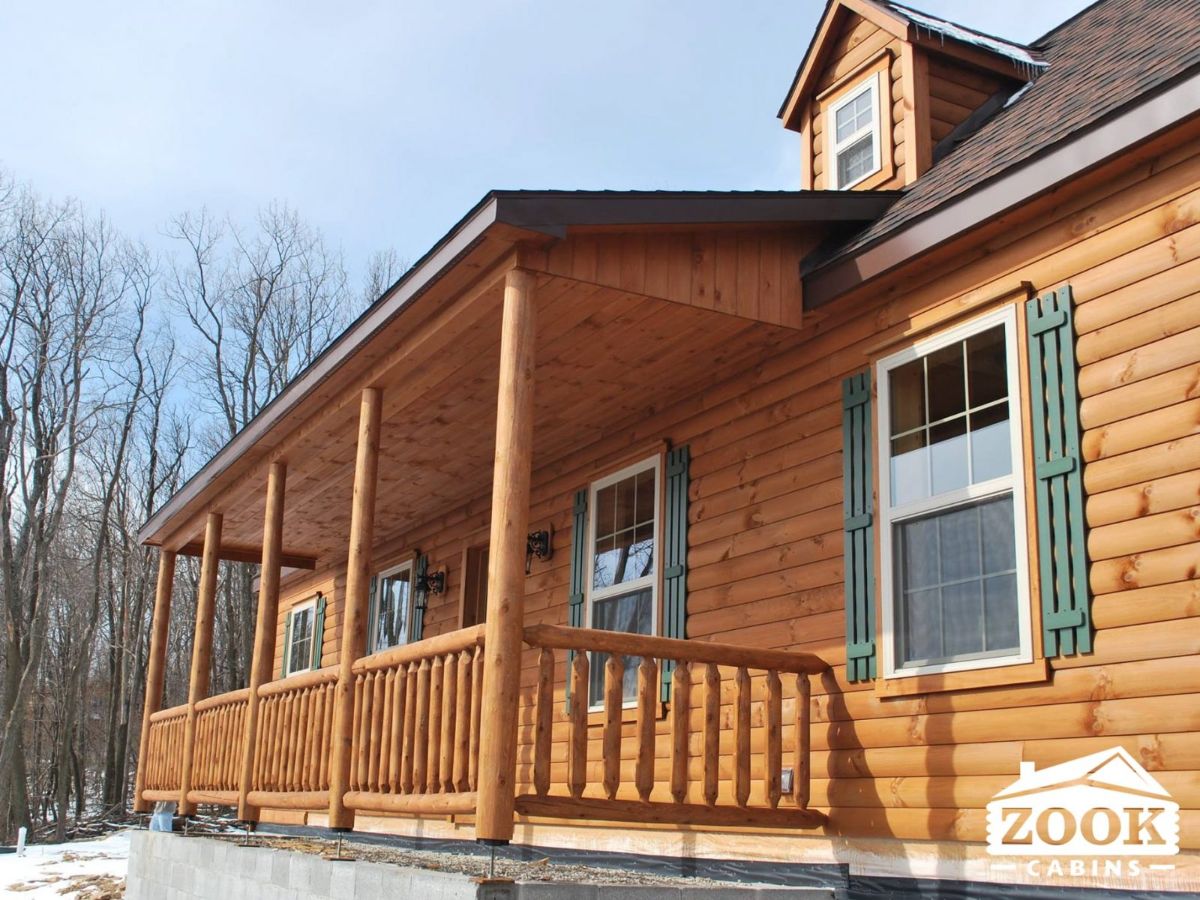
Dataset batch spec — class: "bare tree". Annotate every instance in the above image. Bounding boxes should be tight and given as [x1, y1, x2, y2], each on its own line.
[166, 203, 353, 691]
[0, 189, 124, 835]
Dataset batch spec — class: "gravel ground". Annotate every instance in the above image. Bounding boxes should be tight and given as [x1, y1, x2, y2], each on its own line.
[225, 834, 743, 888]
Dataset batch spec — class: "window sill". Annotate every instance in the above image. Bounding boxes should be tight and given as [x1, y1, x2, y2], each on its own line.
[874, 657, 1049, 698]
[585, 702, 666, 727]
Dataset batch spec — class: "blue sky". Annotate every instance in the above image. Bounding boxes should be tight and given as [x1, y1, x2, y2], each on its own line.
[1, 1, 1093, 279]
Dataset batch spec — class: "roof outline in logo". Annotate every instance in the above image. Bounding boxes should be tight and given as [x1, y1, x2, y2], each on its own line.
[991, 746, 1173, 804]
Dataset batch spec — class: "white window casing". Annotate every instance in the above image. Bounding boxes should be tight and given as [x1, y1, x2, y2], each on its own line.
[876, 306, 1034, 678]
[827, 72, 883, 189]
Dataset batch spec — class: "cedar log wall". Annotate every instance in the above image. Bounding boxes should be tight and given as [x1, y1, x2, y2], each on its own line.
[271, 130, 1200, 849]
[809, 13, 906, 191]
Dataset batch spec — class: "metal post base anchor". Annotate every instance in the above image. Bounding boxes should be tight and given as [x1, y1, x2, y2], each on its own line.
[323, 829, 355, 862]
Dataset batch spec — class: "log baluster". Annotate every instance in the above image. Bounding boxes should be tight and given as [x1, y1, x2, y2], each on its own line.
[703, 663, 720, 807]
[378, 671, 395, 790]
[765, 670, 782, 809]
[568, 651, 588, 799]
[734, 667, 751, 807]
[388, 666, 406, 792]
[635, 657, 657, 802]
[469, 646, 483, 791]
[368, 670, 386, 791]
[795, 674, 811, 809]
[440, 653, 458, 793]
[427, 655, 445, 793]
[413, 659, 431, 791]
[454, 651, 472, 792]
[670, 661, 690, 803]
[533, 648, 554, 798]
[401, 662, 419, 793]
[602, 656, 623, 801]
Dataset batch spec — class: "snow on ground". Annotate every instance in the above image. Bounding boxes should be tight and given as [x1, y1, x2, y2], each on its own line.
[0, 830, 129, 898]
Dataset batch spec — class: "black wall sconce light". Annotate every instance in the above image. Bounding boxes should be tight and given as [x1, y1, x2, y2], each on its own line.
[526, 528, 553, 574]
[417, 568, 446, 596]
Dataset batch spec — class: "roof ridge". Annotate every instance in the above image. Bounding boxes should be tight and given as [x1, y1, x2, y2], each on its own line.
[883, 0, 1037, 54]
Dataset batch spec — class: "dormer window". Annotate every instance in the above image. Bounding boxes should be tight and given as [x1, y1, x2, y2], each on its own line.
[828, 74, 882, 189]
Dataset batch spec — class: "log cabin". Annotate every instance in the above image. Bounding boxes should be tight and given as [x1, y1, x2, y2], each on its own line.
[132, 0, 1200, 894]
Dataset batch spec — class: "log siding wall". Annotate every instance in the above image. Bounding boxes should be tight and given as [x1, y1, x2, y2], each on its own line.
[266, 131, 1200, 852]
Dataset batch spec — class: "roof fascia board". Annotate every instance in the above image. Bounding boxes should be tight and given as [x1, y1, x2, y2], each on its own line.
[136, 196, 504, 545]
[804, 68, 1200, 308]
[493, 191, 902, 229]
[780, 0, 911, 128]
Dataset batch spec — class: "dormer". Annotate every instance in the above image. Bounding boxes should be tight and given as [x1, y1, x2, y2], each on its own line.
[780, 0, 1043, 190]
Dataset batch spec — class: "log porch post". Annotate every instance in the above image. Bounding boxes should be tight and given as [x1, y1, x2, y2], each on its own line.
[132, 548, 176, 813]
[476, 266, 537, 843]
[328, 387, 383, 830]
[236, 461, 287, 822]
[179, 511, 222, 816]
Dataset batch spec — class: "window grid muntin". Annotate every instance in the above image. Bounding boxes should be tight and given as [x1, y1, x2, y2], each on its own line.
[886, 323, 1012, 511]
[877, 306, 1033, 679]
[893, 492, 1021, 667]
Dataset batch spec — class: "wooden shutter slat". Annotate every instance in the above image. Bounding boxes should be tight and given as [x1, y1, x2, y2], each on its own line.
[842, 371, 877, 683]
[1027, 286, 1092, 656]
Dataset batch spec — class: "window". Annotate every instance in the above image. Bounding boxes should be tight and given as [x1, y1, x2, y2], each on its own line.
[828, 74, 881, 189]
[877, 307, 1033, 677]
[369, 561, 414, 654]
[586, 457, 660, 706]
[284, 599, 317, 677]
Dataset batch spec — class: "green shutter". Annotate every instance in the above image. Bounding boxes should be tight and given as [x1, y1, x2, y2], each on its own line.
[568, 490, 588, 626]
[412, 554, 428, 642]
[1027, 286, 1092, 657]
[661, 445, 689, 701]
[311, 594, 327, 670]
[843, 371, 877, 683]
[281, 612, 293, 678]
[565, 489, 588, 710]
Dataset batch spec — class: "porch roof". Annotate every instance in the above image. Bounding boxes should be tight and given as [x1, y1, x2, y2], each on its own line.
[138, 189, 897, 563]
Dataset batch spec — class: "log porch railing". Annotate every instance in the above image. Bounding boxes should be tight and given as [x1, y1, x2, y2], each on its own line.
[137, 623, 825, 830]
[246, 667, 338, 810]
[342, 624, 485, 817]
[141, 704, 188, 802]
[189, 688, 249, 805]
[517, 625, 827, 829]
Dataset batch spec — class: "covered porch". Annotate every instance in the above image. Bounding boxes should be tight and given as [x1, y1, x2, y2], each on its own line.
[132, 192, 891, 841]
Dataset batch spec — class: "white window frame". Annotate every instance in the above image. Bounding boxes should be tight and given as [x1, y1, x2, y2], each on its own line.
[876, 306, 1034, 679]
[283, 597, 317, 678]
[584, 455, 662, 708]
[827, 72, 883, 190]
[368, 559, 415, 655]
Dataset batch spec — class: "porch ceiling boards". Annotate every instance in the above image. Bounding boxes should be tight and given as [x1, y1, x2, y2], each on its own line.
[192, 269, 802, 562]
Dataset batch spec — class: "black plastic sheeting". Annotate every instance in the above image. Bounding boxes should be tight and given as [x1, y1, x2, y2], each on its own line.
[259, 822, 847, 890]
[258, 824, 1196, 899]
